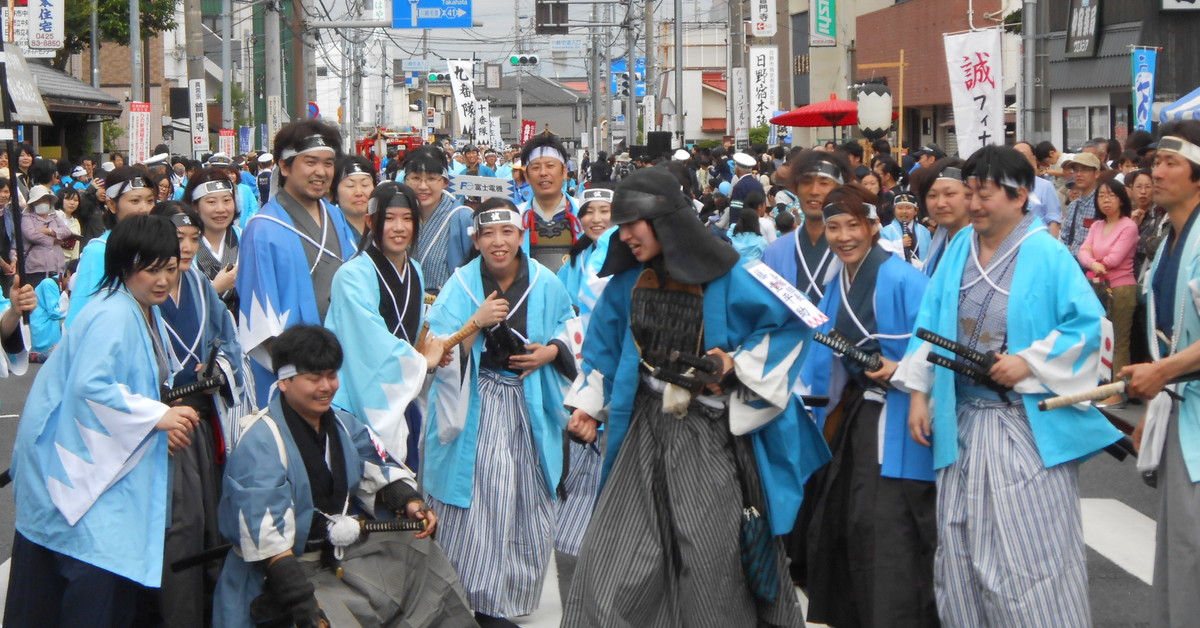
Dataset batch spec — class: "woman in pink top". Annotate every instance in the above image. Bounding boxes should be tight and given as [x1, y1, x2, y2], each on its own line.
[1077, 178, 1138, 405]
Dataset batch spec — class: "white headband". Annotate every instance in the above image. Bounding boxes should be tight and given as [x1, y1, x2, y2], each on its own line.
[967, 174, 1025, 191]
[468, 208, 523, 236]
[527, 146, 565, 165]
[276, 364, 305, 380]
[1157, 136, 1200, 167]
[106, 176, 150, 199]
[191, 179, 234, 201]
[279, 134, 336, 161]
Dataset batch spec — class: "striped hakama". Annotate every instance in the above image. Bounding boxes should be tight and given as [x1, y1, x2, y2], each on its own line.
[1152, 404, 1200, 628]
[562, 385, 802, 628]
[425, 369, 555, 618]
[936, 397, 1090, 627]
[554, 439, 603, 603]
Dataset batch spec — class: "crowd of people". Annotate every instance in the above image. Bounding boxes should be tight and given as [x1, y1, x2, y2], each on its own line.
[0, 115, 1194, 628]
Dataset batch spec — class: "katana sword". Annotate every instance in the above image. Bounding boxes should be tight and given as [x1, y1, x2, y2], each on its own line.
[813, 330, 883, 372]
[1037, 370, 1200, 411]
[171, 518, 427, 572]
[916, 328, 997, 370]
[667, 349, 830, 407]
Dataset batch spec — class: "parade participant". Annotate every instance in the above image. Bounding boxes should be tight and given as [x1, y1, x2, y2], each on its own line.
[1115, 121, 1200, 628]
[206, 154, 258, 230]
[798, 184, 935, 628]
[761, 150, 853, 302]
[913, 158, 971, 276]
[880, 191, 932, 268]
[518, 132, 582, 273]
[727, 152, 764, 226]
[1060, 151, 1102, 255]
[238, 119, 358, 405]
[185, 168, 240, 315]
[5, 216, 201, 626]
[213, 325, 475, 628]
[66, 166, 157, 327]
[1077, 178, 1138, 404]
[552, 185, 613, 604]
[151, 201, 252, 628]
[333, 155, 376, 240]
[405, 144, 472, 292]
[0, 262, 33, 371]
[893, 145, 1120, 627]
[482, 149, 501, 177]
[423, 198, 577, 627]
[326, 182, 446, 470]
[562, 167, 827, 628]
[509, 159, 532, 205]
[731, 207, 768, 264]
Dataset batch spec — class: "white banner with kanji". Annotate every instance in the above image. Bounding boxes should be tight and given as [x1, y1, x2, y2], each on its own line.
[750, 0, 776, 37]
[447, 59, 476, 139]
[944, 29, 1004, 158]
[748, 46, 778, 129]
[732, 67, 749, 144]
[218, 129, 235, 156]
[128, 101, 151, 165]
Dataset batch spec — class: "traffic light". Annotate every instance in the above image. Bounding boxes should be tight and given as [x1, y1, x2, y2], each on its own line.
[509, 55, 539, 67]
[427, 72, 450, 83]
[617, 72, 631, 98]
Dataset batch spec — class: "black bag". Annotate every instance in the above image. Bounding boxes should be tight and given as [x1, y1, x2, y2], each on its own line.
[728, 432, 779, 604]
[1090, 277, 1113, 312]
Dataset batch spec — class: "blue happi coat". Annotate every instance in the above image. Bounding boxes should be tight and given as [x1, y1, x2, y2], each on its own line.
[325, 253, 428, 463]
[880, 220, 933, 266]
[213, 398, 415, 628]
[64, 230, 109, 328]
[565, 263, 831, 535]
[423, 256, 576, 508]
[800, 252, 933, 481]
[31, 276, 64, 353]
[237, 197, 357, 404]
[555, 227, 614, 330]
[12, 287, 177, 587]
[892, 220, 1122, 470]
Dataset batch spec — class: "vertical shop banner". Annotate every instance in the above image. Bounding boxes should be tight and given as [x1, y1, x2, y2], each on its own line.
[29, 0, 64, 51]
[810, 0, 835, 47]
[190, 79, 210, 154]
[238, 126, 253, 153]
[944, 29, 1005, 158]
[731, 67, 750, 145]
[474, 100, 490, 144]
[520, 120, 537, 145]
[218, 129, 235, 156]
[1, 7, 52, 58]
[447, 59, 477, 138]
[748, 46, 778, 129]
[266, 96, 283, 149]
[750, 0, 776, 37]
[491, 116, 503, 146]
[128, 102, 152, 165]
[1132, 48, 1157, 133]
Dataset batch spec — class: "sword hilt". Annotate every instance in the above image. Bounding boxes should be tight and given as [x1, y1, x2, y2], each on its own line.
[814, 331, 882, 372]
[916, 328, 995, 368]
[361, 518, 426, 533]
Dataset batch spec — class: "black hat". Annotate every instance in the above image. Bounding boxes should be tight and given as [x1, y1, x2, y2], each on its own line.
[914, 143, 946, 159]
[600, 167, 738, 284]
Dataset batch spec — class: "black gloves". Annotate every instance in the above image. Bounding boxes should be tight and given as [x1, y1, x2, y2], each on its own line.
[256, 554, 327, 628]
[377, 479, 422, 516]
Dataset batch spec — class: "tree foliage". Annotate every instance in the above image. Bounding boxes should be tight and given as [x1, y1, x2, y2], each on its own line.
[62, 0, 178, 58]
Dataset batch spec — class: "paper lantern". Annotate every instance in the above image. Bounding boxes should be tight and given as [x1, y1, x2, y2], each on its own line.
[856, 83, 893, 140]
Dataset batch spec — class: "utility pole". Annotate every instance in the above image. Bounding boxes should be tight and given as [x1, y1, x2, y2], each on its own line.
[603, 2, 613, 154]
[625, 9, 636, 147]
[589, 2, 600, 151]
[644, 0, 654, 133]
[184, 0, 205, 87]
[421, 29, 430, 138]
[289, 0, 309, 121]
[673, 0, 682, 147]
[129, 0, 142, 103]
[90, 0, 100, 88]
[265, 0, 283, 129]
[515, 5, 524, 138]
[222, 0, 233, 130]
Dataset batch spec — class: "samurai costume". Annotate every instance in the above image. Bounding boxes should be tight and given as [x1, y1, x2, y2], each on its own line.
[158, 263, 254, 628]
[1139, 193, 1200, 627]
[923, 226, 964, 278]
[237, 189, 357, 405]
[519, 193, 583, 274]
[5, 287, 177, 626]
[423, 247, 577, 619]
[194, 224, 240, 316]
[799, 242, 936, 628]
[30, 276, 64, 354]
[880, 218, 932, 269]
[213, 396, 475, 628]
[892, 213, 1121, 627]
[326, 248, 428, 469]
[561, 168, 828, 628]
[64, 229, 108, 328]
[413, 191, 473, 292]
[761, 224, 839, 304]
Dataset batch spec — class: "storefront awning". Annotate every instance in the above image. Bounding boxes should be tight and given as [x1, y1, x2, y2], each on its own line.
[26, 62, 123, 118]
[1048, 22, 1142, 91]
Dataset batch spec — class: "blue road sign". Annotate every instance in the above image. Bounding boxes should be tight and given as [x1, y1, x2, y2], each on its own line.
[610, 58, 646, 99]
[393, 0, 472, 29]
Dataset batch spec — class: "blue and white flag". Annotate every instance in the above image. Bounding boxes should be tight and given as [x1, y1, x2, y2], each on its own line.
[1132, 48, 1157, 132]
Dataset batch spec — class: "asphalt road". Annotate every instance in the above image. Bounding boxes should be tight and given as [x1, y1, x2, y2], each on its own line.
[0, 369, 1161, 626]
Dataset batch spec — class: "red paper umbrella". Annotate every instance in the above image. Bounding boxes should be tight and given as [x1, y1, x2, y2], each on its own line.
[770, 94, 859, 128]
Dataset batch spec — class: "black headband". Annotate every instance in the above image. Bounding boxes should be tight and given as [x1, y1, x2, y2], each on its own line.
[799, 160, 844, 185]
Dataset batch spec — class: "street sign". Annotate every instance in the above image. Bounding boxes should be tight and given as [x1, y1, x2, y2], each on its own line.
[549, 38, 583, 52]
[403, 59, 432, 72]
[610, 58, 646, 98]
[392, 0, 472, 29]
[0, 46, 51, 125]
[190, 79, 210, 153]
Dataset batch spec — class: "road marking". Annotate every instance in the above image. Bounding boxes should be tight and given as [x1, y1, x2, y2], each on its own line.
[1081, 497, 1156, 585]
[0, 414, 16, 419]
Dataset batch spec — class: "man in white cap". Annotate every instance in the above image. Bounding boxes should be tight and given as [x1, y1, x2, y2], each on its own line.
[256, 152, 273, 202]
[728, 151, 764, 226]
[1060, 151, 1102, 255]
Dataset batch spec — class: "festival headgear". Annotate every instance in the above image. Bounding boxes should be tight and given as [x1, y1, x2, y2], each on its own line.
[275, 364, 308, 380]
[366, 182, 417, 216]
[106, 175, 150, 199]
[279, 134, 337, 161]
[169, 213, 197, 230]
[1155, 136, 1200, 167]
[822, 200, 879, 221]
[600, 167, 738, 284]
[469, 207, 524, 236]
[799, 160, 845, 185]
[341, 160, 373, 178]
[257, 152, 274, 164]
[914, 143, 946, 159]
[141, 153, 170, 167]
[526, 146, 566, 166]
[936, 166, 964, 183]
[206, 153, 234, 167]
[190, 178, 235, 202]
[70, 166, 87, 178]
[577, 187, 614, 217]
[672, 149, 690, 162]
[892, 192, 919, 207]
[98, 161, 116, 177]
[405, 145, 450, 178]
